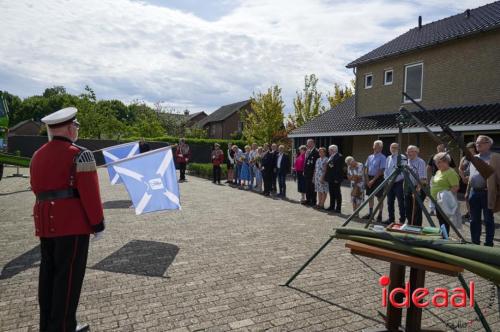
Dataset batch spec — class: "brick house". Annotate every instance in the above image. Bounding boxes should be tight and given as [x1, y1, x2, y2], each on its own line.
[186, 111, 207, 127]
[289, 2, 500, 164]
[8, 119, 42, 136]
[197, 100, 252, 139]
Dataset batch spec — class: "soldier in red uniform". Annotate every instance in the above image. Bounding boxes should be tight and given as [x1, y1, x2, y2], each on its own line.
[30, 107, 105, 332]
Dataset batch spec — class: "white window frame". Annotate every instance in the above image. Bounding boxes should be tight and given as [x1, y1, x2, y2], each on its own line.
[403, 62, 423, 103]
[364, 73, 373, 89]
[384, 69, 393, 85]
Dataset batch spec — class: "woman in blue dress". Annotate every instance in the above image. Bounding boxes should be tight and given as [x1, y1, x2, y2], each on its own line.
[314, 147, 329, 209]
[239, 145, 252, 189]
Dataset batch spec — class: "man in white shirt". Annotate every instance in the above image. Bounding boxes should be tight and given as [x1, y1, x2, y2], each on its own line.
[404, 145, 427, 226]
[383, 143, 405, 224]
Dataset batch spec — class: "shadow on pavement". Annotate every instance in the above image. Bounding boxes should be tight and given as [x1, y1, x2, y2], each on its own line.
[102, 200, 132, 209]
[91, 240, 179, 278]
[0, 245, 40, 279]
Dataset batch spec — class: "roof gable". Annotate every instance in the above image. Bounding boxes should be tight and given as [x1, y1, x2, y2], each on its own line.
[198, 100, 251, 127]
[347, 1, 500, 68]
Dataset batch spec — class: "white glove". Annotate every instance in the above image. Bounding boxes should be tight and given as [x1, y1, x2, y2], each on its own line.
[92, 231, 105, 242]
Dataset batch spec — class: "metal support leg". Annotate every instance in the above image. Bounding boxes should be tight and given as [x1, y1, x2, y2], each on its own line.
[283, 171, 398, 286]
[457, 273, 491, 332]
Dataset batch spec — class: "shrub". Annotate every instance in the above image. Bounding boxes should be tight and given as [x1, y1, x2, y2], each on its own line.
[187, 163, 227, 180]
[127, 136, 247, 152]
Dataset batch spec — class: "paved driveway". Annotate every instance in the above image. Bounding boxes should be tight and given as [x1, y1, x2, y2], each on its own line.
[0, 167, 498, 331]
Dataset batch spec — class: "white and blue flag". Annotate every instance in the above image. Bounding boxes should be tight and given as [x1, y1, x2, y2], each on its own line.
[111, 147, 181, 215]
[102, 142, 139, 185]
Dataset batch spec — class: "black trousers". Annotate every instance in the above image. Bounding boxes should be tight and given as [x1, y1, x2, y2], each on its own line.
[179, 163, 187, 180]
[304, 175, 316, 205]
[328, 181, 342, 211]
[387, 181, 405, 223]
[39, 235, 90, 332]
[271, 169, 277, 192]
[404, 190, 426, 226]
[212, 165, 221, 183]
[277, 171, 287, 196]
[263, 170, 273, 194]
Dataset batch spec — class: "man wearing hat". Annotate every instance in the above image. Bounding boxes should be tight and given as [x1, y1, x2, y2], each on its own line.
[30, 107, 105, 332]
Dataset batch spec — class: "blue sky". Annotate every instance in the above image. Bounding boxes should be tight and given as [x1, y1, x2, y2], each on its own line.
[0, 0, 493, 114]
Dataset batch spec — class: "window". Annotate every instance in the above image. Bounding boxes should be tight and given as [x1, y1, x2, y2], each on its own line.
[210, 125, 215, 136]
[404, 63, 423, 102]
[384, 69, 393, 85]
[364, 74, 373, 89]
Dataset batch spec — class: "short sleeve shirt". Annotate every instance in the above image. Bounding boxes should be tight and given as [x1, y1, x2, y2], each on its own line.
[365, 153, 387, 177]
[430, 168, 460, 199]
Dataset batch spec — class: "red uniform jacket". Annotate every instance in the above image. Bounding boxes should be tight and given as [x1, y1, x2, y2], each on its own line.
[175, 144, 191, 164]
[30, 136, 105, 237]
[211, 150, 224, 166]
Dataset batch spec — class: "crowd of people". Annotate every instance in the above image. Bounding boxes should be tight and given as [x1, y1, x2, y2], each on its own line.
[209, 136, 499, 247]
[221, 142, 291, 197]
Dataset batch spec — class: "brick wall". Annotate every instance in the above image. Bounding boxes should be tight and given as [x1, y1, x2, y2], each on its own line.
[355, 30, 500, 116]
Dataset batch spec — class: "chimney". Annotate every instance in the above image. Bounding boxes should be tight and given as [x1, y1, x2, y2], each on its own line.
[418, 15, 422, 29]
[465, 9, 471, 18]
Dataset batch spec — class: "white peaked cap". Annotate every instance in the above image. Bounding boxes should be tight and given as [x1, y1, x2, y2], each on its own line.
[41, 107, 78, 127]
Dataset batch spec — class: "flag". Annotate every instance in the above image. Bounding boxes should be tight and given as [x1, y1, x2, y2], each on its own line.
[102, 142, 139, 185]
[111, 147, 181, 214]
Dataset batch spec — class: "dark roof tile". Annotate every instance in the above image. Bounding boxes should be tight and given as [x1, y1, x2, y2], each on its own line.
[347, 1, 500, 68]
[289, 96, 500, 136]
[197, 100, 251, 127]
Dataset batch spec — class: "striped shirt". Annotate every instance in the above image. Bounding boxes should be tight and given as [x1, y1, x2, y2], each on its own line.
[407, 157, 427, 185]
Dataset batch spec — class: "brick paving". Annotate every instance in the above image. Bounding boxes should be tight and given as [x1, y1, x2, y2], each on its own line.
[0, 166, 498, 331]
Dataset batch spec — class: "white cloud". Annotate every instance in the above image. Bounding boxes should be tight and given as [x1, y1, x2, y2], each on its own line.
[0, 0, 493, 113]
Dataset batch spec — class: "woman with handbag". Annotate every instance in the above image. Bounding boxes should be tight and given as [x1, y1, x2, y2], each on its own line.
[346, 156, 365, 213]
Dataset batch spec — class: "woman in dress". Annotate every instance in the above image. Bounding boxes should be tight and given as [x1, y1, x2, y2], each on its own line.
[254, 147, 263, 192]
[345, 156, 365, 213]
[314, 147, 329, 209]
[226, 142, 235, 183]
[294, 145, 307, 203]
[239, 145, 252, 189]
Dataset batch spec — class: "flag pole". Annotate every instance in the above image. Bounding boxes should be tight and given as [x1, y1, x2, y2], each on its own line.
[101, 145, 173, 168]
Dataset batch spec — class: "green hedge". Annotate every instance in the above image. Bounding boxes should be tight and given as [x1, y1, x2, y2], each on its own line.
[0, 153, 31, 167]
[127, 136, 247, 151]
[187, 163, 227, 180]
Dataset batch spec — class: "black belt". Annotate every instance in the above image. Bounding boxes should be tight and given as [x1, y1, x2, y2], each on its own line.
[36, 188, 80, 202]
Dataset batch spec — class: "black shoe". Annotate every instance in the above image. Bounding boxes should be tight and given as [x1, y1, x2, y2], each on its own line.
[76, 323, 90, 332]
[382, 219, 393, 225]
[335, 209, 341, 214]
[361, 214, 371, 219]
[376, 215, 383, 223]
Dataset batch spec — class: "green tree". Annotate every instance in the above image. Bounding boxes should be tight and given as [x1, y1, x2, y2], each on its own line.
[243, 85, 285, 144]
[289, 74, 324, 128]
[128, 102, 165, 138]
[326, 79, 355, 109]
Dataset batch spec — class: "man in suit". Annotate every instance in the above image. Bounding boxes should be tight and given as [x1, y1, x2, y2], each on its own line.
[261, 143, 275, 197]
[303, 139, 319, 206]
[324, 144, 344, 213]
[276, 145, 291, 198]
[270, 143, 279, 193]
